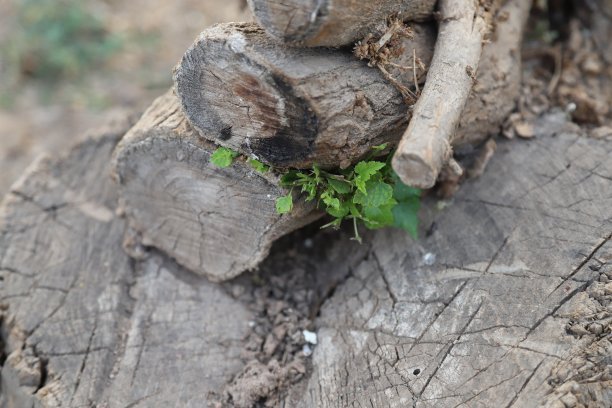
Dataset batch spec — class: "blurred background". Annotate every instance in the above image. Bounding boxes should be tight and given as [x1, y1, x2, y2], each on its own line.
[0, 0, 250, 196]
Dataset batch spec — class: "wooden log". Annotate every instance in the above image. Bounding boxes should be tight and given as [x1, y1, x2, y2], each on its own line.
[173, 22, 436, 170]
[392, 0, 505, 188]
[111, 91, 320, 282]
[247, 0, 437, 47]
[2, 112, 611, 407]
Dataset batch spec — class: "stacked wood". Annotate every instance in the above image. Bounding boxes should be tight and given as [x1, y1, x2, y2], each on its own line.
[246, 0, 535, 187]
[175, 0, 531, 187]
[111, 91, 320, 281]
[247, 0, 437, 47]
[173, 22, 436, 169]
[113, 0, 531, 281]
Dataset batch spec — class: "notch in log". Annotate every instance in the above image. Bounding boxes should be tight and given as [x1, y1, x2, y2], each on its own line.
[247, 0, 437, 47]
[174, 22, 435, 170]
[111, 91, 320, 282]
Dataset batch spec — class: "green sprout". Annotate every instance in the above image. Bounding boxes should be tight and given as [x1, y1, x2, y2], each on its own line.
[209, 144, 421, 242]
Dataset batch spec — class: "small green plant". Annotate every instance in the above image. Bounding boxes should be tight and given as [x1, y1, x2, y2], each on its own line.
[210, 147, 239, 168]
[247, 158, 270, 173]
[278, 146, 420, 242]
[209, 145, 421, 242]
[275, 193, 294, 214]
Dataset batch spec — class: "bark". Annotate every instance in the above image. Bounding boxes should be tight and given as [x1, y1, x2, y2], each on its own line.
[173, 22, 435, 170]
[175, 1, 530, 176]
[1, 112, 610, 407]
[247, 0, 437, 47]
[111, 91, 320, 282]
[392, 0, 506, 188]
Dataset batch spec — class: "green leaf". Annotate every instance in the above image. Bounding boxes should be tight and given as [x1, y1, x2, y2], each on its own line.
[392, 197, 420, 238]
[353, 181, 394, 208]
[355, 161, 386, 177]
[372, 143, 388, 152]
[210, 147, 238, 168]
[247, 158, 269, 173]
[326, 201, 350, 218]
[391, 171, 421, 201]
[354, 161, 386, 193]
[321, 191, 340, 210]
[327, 178, 352, 194]
[301, 180, 318, 201]
[275, 193, 293, 214]
[276, 153, 421, 242]
[363, 203, 395, 229]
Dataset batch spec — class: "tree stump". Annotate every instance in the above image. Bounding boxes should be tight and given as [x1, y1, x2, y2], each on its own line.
[1, 112, 610, 406]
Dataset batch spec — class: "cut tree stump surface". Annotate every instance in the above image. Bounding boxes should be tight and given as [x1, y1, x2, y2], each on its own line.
[0, 120, 253, 407]
[0, 112, 611, 407]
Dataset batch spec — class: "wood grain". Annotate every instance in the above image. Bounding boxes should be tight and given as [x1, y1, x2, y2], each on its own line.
[173, 22, 435, 169]
[111, 91, 320, 282]
[1, 112, 610, 407]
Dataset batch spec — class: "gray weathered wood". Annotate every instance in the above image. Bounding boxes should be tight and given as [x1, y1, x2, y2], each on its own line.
[1, 111, 610, 407]
[285, 113, 612, 407]
[0, 120, 255, 407]
[173, 22, 435, 169]
[111, 91, 320, 282]
[174, 6, 530, 177]
[247, 0, 437, 47]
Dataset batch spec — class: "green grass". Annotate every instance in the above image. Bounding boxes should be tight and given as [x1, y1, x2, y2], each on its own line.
[4, 0, 122, 81]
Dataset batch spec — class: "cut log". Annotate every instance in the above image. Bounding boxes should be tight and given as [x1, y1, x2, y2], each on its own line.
[175, 4, 529, 176]
[453, 0, 531, 146]
[173, 22, 435, 169]
[247, 0, 437, 47]
[2, 112, 610, 407]
[111, 91, 320, 282]
[392, 0, 505, 188]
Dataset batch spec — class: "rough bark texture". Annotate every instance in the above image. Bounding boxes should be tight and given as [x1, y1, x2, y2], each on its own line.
[392, 0, 506, 188]
[247, 0, 437, 47]
[453, 0, 531, 146]
[1, 112, 610, 407]
[111, 91, 320, 282]
[173, 22, 435, 170]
